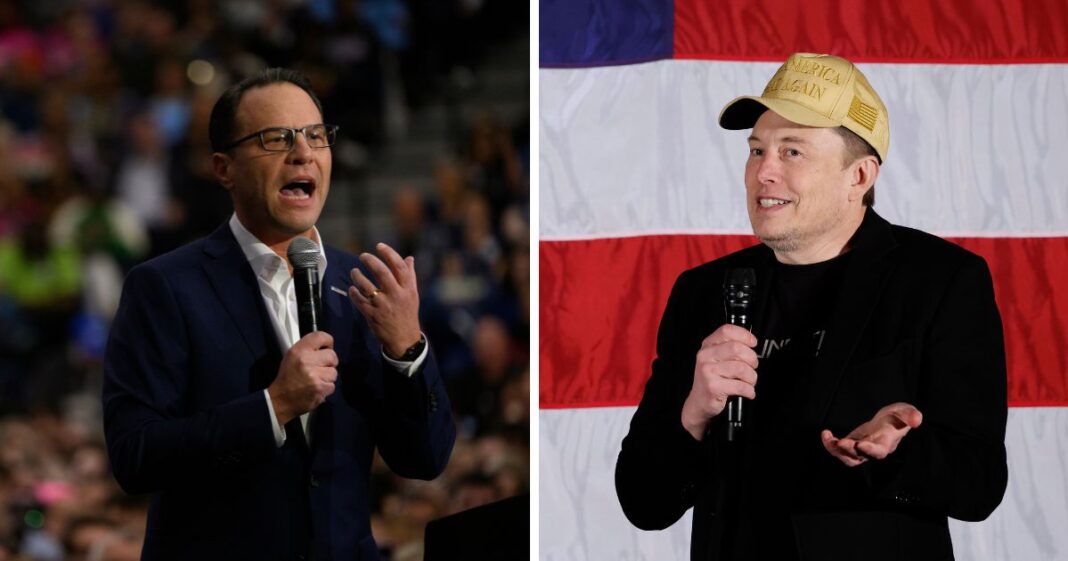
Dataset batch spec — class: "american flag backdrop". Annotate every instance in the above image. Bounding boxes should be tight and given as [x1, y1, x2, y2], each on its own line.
[538, 1, 1068, 559]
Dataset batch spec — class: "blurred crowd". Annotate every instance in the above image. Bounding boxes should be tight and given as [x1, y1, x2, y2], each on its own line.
[0, 1, 528, 560]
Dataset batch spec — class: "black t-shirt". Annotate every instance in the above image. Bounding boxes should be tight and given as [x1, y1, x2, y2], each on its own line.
[727, 252, 851, 561]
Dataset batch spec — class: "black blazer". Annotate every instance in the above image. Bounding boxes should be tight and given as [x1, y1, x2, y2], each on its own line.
[616, 210, 1008, 561]
[103, 223, 456, 561]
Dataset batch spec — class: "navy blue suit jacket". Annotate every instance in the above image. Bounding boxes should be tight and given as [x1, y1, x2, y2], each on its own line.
[103, 224, 456, 560]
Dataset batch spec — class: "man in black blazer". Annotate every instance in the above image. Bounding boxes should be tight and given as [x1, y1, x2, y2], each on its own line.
[616, 53, 1007, 560]
[103, 68, 455, 560]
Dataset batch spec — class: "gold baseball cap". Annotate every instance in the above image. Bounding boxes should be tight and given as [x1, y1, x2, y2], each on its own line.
[719, 53, 889, 162]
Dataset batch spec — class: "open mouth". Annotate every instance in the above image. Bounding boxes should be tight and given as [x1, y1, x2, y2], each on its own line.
[280, 179, 316, 200]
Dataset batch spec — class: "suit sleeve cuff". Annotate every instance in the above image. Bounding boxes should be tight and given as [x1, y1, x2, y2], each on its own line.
[262, 389, 286, 447]
[381, 333, 429, 378]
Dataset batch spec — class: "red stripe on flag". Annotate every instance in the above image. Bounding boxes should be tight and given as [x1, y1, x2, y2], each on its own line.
[539, 235, 1068, 408]
[949, 237, 1068, 408]
[674, 0, 1068, 63]
[539, 234, 759, 409]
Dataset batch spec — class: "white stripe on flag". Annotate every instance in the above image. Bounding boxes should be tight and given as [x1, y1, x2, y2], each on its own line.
[539, 406, 692, 561]
[540, 61, 1068, 240]
[539, 406, 1068, 561]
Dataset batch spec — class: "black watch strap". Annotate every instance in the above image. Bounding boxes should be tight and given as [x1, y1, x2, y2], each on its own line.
[397, 335, 426, 362]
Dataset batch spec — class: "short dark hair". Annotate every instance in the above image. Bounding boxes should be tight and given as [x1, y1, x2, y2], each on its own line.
[208, 68, 324, 152]
[833, 126, 879, 207]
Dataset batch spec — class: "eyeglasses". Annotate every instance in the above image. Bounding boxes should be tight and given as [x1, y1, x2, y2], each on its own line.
[223, 124, 339, 152]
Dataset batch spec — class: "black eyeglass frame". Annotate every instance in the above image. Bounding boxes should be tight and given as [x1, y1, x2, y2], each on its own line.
[221, 124, 339, 152]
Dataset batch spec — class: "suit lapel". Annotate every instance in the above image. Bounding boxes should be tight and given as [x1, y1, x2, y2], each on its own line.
[318, 248, 355, 367]
[310, 249, 357, 456]
[805, 210, 898, 427]
[201, 224, 280, 389]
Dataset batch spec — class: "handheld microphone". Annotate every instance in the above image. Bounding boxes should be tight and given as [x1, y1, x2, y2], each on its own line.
[724, 268, 755, 442]
[287, 236, 322, 336]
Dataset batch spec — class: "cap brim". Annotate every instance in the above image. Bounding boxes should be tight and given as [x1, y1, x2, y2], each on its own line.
[719, 96, 840, 130]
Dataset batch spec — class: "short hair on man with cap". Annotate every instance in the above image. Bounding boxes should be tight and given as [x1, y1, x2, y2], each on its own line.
[616, 52, 1009, 561]
[834, 127, 881, 206]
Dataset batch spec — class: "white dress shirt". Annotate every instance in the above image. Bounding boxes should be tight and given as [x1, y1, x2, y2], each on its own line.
[228, 214, 427, 447]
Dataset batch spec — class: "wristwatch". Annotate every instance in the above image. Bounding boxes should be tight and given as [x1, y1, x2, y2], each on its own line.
[395, 335, 426, 362]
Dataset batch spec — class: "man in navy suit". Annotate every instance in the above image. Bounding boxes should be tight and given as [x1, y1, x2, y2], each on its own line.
[103, 68, 455, 560]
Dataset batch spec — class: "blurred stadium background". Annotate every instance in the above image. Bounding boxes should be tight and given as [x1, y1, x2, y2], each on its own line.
[0, 1, 528, 559]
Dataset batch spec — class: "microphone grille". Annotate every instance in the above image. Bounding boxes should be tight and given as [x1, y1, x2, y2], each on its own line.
[287, 236, 320, 269]
[725, 267, 756, 287]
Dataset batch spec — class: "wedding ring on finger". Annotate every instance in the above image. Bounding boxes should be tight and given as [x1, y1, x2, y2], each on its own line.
[366, 288, 381, 302]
